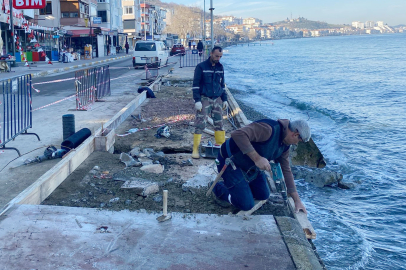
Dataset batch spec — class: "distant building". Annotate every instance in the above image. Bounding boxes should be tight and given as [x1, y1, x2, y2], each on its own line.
[365, 21, 375, 28]
[376, 21, 384, 27]
[352, 21, 364, 29]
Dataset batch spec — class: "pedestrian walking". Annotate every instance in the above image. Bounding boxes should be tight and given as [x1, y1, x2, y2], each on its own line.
[209, 119, 311, 212]
[192, 40, 197, 49]
[197, 40, 204, 56]
[125, 42, 129, 54]
[192, 46, 228, 159]
[188, 40, 192, 50]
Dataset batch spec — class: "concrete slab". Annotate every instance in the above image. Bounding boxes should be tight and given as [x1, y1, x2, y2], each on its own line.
[0, 205, 295, 270]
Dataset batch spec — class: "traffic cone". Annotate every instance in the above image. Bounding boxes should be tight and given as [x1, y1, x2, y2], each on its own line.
[24, 60, 29, 67]
[46, 56, 52, 65]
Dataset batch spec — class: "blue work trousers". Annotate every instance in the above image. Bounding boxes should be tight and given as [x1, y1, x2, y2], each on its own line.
[213, 153, 270, 211]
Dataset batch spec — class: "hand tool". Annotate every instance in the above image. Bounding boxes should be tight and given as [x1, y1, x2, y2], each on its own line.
[157, 190, 172, 222]
[206, 157, 236, 197]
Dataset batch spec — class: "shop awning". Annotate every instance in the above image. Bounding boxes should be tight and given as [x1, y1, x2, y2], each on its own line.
[66, 29, 95, 38]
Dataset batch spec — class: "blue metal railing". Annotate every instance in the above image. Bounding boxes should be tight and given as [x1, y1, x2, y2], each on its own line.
[0, 74, 40, 156]
[75, 65, 110, 110]
[179, 49, 209, 68]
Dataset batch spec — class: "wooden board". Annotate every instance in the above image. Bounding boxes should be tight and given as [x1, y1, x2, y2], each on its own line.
[288, 197, 317, 239]
[0, 91, 150, 216]
[225, 87, 251, 127]
[95, 129, 116, 152]
[236, 200, 267, 216]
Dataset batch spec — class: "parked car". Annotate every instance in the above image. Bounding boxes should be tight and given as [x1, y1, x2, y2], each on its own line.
[132, 40, 168, 68]
[170, 44, 185, 56]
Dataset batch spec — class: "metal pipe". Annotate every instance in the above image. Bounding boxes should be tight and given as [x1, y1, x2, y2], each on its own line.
[9, 0, 15, 57]
[203, 0, 206, 41]
[210, 0, 214, 50]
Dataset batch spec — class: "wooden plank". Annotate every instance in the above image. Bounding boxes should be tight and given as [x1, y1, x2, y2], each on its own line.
[237, 200, 267, 216]
[1, 92, 150, 215]
[225, 87, 251, 127]
[104, 91, 147, 131]
[95, 129, 116, 152]
[4, 135, 95, 207]
[288, 197, 317, 239]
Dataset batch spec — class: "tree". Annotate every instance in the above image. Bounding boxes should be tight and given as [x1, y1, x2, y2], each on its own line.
[165, 5, 202, 43]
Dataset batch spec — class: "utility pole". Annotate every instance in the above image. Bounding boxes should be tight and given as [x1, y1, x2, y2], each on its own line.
[144, 0, 146, 40]
[210, 0, 214, 50]
[9, 0, 15, 57]
[203, 0, 206, 41]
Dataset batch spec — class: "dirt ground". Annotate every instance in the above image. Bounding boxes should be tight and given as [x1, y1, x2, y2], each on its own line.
[42, 84, 289, 217]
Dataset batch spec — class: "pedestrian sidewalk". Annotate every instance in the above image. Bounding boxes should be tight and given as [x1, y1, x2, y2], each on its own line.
[0, 52, 133, 80]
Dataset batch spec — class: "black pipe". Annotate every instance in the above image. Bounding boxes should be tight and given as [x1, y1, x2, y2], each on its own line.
[62, 114, 75, 141]
[61, 128, 91, 151]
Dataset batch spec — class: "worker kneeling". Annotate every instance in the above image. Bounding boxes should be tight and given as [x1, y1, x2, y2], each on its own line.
[210, 119, 310, 213]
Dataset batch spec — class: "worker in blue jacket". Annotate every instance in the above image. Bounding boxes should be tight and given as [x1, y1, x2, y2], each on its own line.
[192, 46, 228, 158]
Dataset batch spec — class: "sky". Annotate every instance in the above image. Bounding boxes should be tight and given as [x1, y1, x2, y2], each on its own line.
[160, 0, 406, 26]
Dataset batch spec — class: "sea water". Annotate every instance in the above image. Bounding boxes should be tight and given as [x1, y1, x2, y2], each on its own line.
[222, 34, 406, 270]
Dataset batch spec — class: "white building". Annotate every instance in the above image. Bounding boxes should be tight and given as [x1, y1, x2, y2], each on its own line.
[352, 21, 364, 29]
[122, 0, 142, 45]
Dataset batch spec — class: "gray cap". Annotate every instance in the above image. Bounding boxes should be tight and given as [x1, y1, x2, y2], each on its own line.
[290, 120, 311, 142]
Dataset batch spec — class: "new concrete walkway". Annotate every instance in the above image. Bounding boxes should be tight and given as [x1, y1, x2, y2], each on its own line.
[0, 205, 295, 270]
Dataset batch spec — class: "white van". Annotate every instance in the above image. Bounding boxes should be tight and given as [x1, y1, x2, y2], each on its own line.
[132, 41, 169, 68]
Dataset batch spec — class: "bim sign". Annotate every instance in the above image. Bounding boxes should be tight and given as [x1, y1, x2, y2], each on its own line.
[13, 0, 46, 9]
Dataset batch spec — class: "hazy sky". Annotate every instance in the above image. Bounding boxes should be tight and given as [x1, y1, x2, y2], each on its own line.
[160, 0, 406, 26]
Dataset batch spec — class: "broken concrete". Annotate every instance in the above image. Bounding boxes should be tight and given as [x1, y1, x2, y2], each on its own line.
[121, 178, 160, 196]
[140, 164, 164, 174]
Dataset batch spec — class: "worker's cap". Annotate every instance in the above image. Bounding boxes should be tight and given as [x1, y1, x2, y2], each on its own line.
[290, 120, 311, 142]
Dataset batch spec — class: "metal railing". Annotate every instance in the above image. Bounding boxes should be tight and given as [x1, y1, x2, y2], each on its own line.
[0, 74, 40, 156]
[179, 49, 209, 68]
[75, 65, 110, 110]
[145, 64, 159, 81]
[95, 65, 111, 101]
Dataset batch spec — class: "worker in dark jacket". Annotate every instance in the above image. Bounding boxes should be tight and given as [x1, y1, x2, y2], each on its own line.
[192, 46, 228, 158]
[210, 119, 310, 213]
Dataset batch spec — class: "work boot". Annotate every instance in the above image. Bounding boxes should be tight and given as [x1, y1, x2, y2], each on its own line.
[192, 134, 202, 159]
[207, 181, 231, 208]
[214, 130, 225, 146]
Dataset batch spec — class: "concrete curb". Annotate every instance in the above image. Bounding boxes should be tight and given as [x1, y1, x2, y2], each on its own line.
[29, 55, 132, 79]
[275, 216, 324, 269]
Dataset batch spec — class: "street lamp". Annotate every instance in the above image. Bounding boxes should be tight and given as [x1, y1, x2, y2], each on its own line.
[210, 0, 214, 49]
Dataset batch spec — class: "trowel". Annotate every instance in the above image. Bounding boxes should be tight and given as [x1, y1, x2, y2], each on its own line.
[156, 190, 172, 222]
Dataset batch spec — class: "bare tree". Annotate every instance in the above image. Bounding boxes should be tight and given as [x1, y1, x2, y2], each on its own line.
[165, 5, 202, 42]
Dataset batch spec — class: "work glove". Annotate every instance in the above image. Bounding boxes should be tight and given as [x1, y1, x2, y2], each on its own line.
[222, 101, 228, 111]
[195, 101, 202, 111]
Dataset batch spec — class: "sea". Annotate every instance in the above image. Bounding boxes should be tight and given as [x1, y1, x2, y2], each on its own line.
[221, 33, 406, 270]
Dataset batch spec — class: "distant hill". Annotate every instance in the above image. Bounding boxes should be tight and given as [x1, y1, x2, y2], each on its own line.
[270, 17, 345, 30]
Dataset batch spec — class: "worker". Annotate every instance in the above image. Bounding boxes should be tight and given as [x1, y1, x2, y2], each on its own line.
[209, 119, 310, 213]
[192, 46, 228, 159]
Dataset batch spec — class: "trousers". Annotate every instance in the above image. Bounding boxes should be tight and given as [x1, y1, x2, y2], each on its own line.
[212, 152, 271, 211]
[194, 96, 223, 134]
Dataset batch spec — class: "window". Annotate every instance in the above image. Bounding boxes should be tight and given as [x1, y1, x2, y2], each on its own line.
[124, 6, 133, 15]
[135, 42, 156, 51]
[62, 12, 70, 18]
[40, 2, 52, 15]
[70, 13, 78, 18]
[97, 0, 105, 2]
[98, 10, 107, 22]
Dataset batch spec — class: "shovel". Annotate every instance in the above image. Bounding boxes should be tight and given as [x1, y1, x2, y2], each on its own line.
[156, 190, 172, 222]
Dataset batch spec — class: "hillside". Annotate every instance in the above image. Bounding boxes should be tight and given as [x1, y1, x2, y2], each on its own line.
[270, 17, 344, 30]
